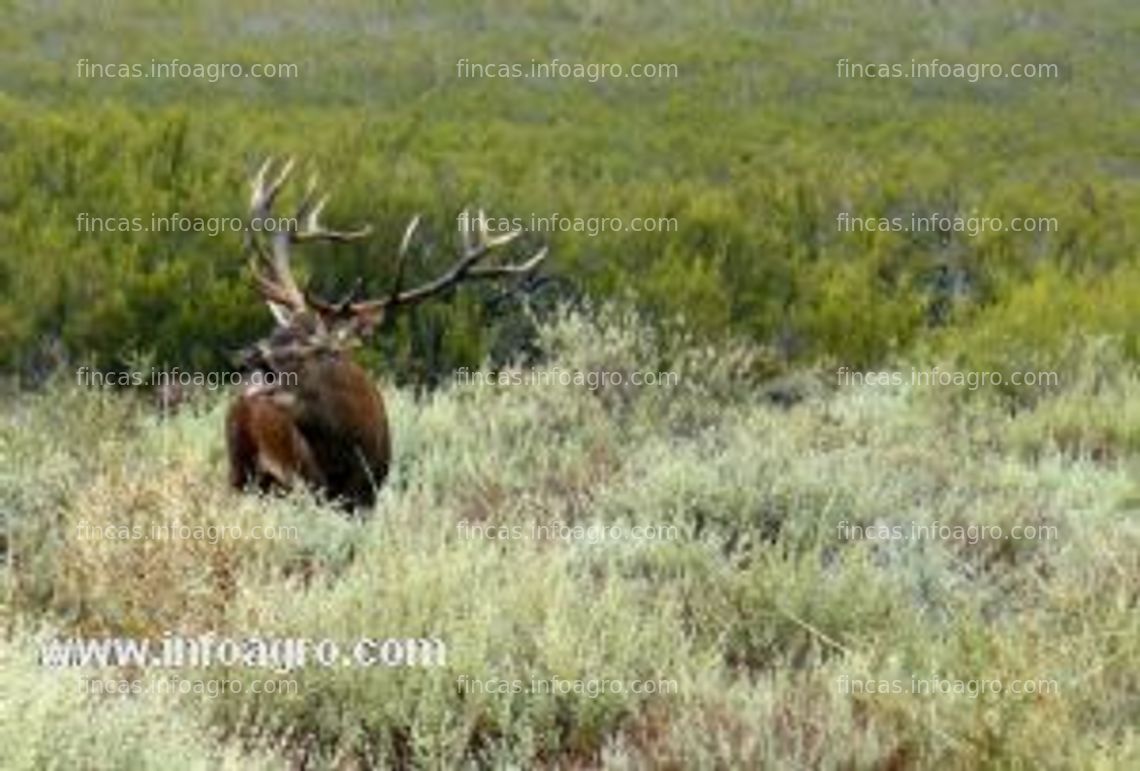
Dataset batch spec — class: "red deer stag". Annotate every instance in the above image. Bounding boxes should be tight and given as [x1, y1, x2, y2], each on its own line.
[227, 158, 547, 509]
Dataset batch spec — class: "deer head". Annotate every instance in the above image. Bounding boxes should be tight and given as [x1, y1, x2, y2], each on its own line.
[227, 157, 547, 510]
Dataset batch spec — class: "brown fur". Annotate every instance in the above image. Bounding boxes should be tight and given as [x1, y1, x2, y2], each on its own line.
[226, 350, 390, 510]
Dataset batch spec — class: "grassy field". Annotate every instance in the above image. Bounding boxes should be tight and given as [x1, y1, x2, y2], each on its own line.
[2, 0, 1140, 768]
[4, 310, 1140, 767]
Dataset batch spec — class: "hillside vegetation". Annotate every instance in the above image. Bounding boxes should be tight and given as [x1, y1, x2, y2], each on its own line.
[1, 0, 1138, 379]
[2, 0, 1140, 769]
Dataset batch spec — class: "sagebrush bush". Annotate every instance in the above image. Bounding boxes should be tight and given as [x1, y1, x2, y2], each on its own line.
[3, 309, 1138, 768]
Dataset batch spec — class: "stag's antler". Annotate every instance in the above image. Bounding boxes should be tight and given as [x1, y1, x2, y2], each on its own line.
[346, 210, 548, 319]
[245, 157, 547, 330]
[246, 157, 372, 325]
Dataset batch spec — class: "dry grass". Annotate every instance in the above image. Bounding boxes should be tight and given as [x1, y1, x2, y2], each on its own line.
[2, 310, 1138, 769]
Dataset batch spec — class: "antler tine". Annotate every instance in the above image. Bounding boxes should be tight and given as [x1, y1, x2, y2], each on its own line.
[246, 156, 308, 319]
[460, 206, 476, 257]
[294, 184, 374, 244]
[249, 157, 274, 211]
[469, 245, 548, 277]
[245, 157, 279, 254]
[399, 214, 422, 256]
[385, 214, 421, 306]
[447, 207, 521, 272]
[250, 156, 295, 215]
[349, 208, 547, 314]
[251, 273, 300, 325]
[471, 207, 522, 253]
[294, 172, 321, 221]
[247, 241, 300, 326]
[263, 229, 309, 314]
[246, 157, 378, 324]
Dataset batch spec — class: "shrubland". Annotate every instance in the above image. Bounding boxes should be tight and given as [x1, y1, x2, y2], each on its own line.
[1, 0, 1137, 380]
[3, 0, 1139, 768]
[3, 309, 1139, 768]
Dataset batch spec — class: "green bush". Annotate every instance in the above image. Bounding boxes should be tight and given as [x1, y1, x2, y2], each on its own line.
[2, 0, 1138, 380]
